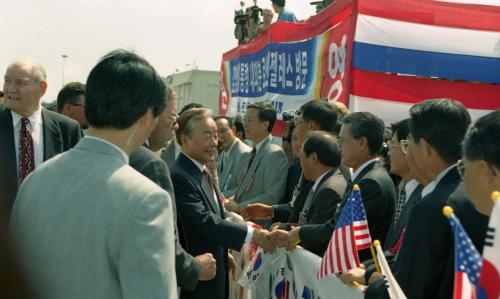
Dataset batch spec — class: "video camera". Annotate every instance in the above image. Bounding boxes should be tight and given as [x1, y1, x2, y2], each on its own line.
[282, 110, 300, 122]
[234, 0, 263, 45]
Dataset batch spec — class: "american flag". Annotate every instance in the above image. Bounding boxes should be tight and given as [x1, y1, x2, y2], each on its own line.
[446, 208, 483, 299]
[317, 186, 372, 279]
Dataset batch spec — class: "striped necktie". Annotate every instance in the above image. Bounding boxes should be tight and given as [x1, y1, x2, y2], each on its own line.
[393, 183, 406, 226]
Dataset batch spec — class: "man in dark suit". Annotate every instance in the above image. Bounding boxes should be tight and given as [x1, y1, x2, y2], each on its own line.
[365, 99, 489, 299]
[338, 119, 424, 286]
[0, 59, 82, 216]
[289, 131, 348, 226]
[383, 119, 423, 251]
[170, 108, 275, 299]
[273, 112, 396, 258]
[130, 99, 216, 292]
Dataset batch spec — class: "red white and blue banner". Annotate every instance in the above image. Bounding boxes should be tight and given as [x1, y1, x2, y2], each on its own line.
[220, 0, 357, 135]
[219, 0, 500, 129]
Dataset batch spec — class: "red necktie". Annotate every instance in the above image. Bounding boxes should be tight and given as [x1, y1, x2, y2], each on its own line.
[203, 169, 225, 207]
[18, 118, 35, 182]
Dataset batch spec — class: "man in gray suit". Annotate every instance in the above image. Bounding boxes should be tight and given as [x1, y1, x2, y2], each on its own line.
[10, 50, 177, 298]
[215, 116, 251, 197]
[225, 102, 288, 214]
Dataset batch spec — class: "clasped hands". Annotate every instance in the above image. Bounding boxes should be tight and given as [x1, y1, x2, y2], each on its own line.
[252, 226, 301, 253]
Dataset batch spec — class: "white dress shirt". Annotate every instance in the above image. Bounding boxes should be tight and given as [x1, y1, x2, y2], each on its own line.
[404, 179, 420, 204]
[311, 169, 332, 193]
[351, 158, 380, 181]
[11, 108, 44, 177]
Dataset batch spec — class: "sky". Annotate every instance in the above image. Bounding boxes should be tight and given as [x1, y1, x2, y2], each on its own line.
[0, 0, 316, 102]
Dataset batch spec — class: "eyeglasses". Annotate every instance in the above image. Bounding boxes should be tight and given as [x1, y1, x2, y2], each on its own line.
[69, 103, 85, 108]
[400, 139, 409, 154]
[386, 140, 408, 154]
[243, 116, 257, 123]
[457, 159, 466, 180]
[168, 113, 178, 124]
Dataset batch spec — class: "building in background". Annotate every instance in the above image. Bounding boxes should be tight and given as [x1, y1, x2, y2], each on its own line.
[165, 69, 220, 113]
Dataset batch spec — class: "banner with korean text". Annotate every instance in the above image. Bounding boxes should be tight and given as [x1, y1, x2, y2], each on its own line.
[219, 0, 357, 136]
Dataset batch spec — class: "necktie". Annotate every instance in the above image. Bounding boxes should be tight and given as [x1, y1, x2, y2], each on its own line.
[298, 187, 316, 225]
[219, 152, 225, 173]
[203, 169, 224, 207]
[233, 148, 257, 202]
[18, 118, 35, 183]
[393, 183, 406, 226]
[247, 147, 256, 170]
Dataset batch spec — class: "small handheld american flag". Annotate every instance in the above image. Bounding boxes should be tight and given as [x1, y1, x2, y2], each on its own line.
[443, 206, 483, 299]
[318, 184, 372, 279]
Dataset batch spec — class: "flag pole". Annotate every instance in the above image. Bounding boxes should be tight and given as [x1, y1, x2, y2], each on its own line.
[371, 242, 381, 273]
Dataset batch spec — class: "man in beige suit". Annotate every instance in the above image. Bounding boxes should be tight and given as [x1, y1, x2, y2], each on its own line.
[215, 116, 251, 197]
[10, 50, 177, 298]
[225, 102, 288, 217]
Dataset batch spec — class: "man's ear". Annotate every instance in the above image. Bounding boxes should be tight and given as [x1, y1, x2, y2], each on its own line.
[38, 80, 48, 97]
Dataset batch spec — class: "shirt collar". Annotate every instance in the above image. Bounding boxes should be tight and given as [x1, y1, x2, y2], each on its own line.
[84, 135, 130, 164]
[351, 158, 379, 181]
[421, 163, 457, 198]
[254, 135, 269, 153]
[312, 169, 333, 192]
[182, 152, 205, 173]
[405, 179, 420, 200]
[11, 107, 43, 129]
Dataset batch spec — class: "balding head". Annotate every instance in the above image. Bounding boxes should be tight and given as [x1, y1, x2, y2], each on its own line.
[3, 59, 48, 116]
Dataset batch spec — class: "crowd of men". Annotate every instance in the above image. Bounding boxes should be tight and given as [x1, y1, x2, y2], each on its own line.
[0, 50, 498, 299]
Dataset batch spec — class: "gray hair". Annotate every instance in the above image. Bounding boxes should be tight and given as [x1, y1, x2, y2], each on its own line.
[176, 108, 213, 145]
[10, 59, 47, 83]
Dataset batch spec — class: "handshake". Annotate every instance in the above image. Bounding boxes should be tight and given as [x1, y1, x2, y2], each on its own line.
[252, 226, 302, 253]
[228, 202, 302, 253]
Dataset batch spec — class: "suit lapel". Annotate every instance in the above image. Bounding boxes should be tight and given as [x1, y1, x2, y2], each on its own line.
[220, 143, 236, 189]
[239, 136, 269, 191]
[178, 154, 220, 215]
[199, 181, 219, 215]
[0, 109, 18, 188]
[42, 109, 62, 160]
[393, 184, 423, 237]
[167, 141, 176, 165]
[335, 161, 379, 220]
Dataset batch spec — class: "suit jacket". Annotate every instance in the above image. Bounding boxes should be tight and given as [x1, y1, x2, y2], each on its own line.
[170, 153, 248, 299]
[299, 161, 396, 257]
[366, 168, 489, 299]
[159, 138, 178, 166]
[218, 139, 251, 197]
[283, 159, 302, 203]
[235, 135, 288, 208]
[130, 146, 200, 291]
[383, 183, 423, 250]
[0, 107, 82, 215]
[272, 178, 314, 224]
[297, 168, 348, 225]
[9, 137, 177, 298]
